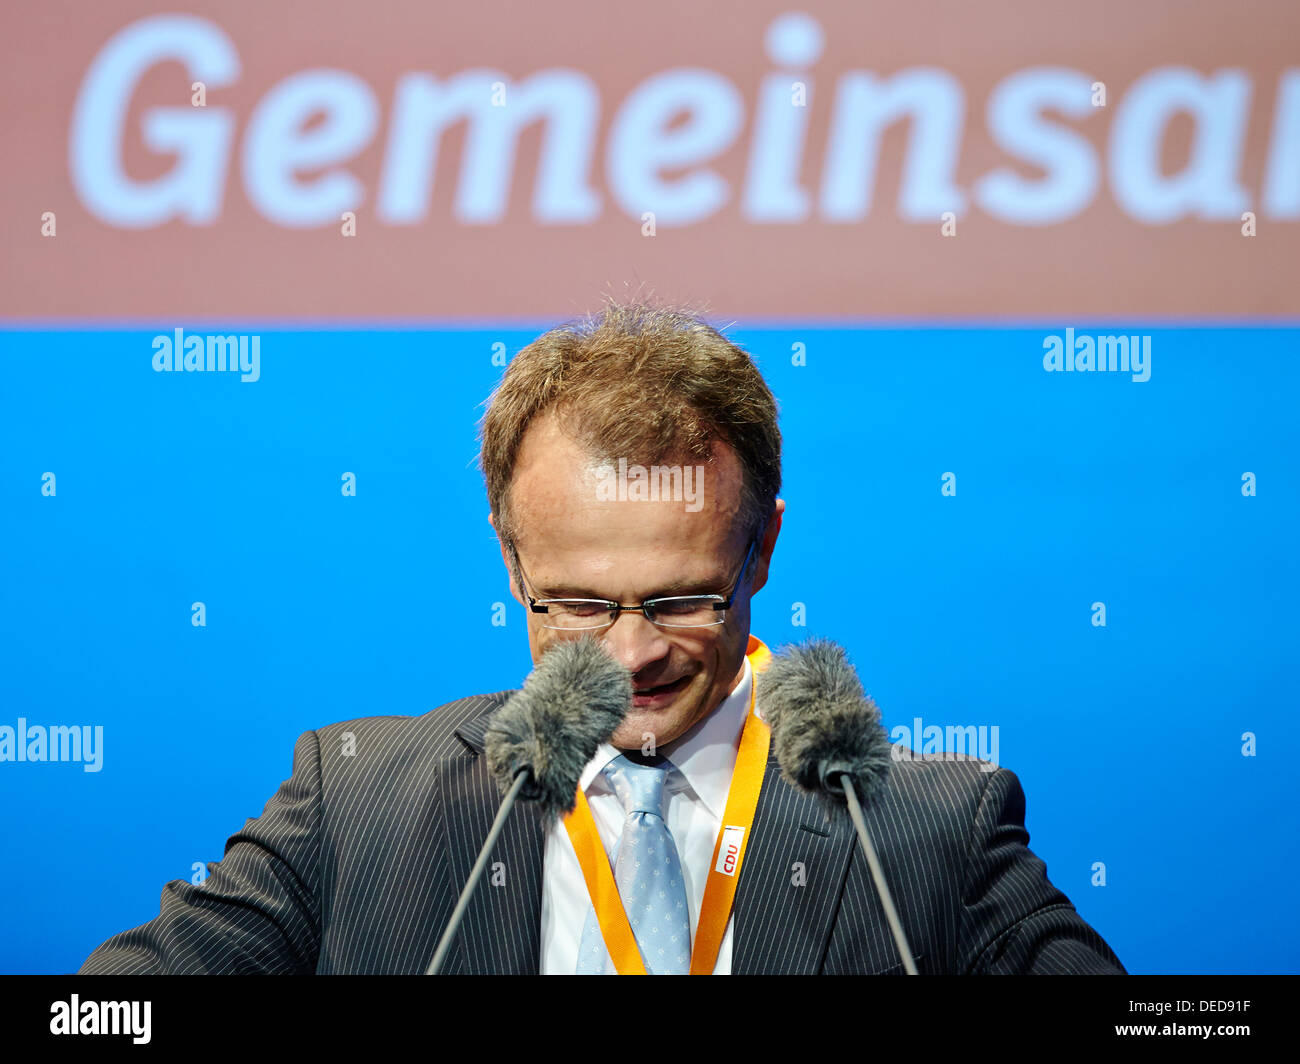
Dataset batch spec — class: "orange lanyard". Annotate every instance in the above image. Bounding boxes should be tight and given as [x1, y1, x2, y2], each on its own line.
[563, 636, 772, 974]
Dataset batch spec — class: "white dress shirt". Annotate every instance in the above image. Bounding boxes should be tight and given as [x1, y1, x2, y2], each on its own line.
[540, 655, 756, 974]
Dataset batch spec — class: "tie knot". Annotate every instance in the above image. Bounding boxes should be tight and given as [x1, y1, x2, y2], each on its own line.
[603, 753, 671, 818]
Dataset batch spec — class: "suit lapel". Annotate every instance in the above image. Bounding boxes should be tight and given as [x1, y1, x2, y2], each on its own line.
[731, 753, 857, 975]
[435, 702, 546, 975]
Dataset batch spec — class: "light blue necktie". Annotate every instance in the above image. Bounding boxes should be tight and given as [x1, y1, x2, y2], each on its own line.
[575, 753, 692, 974]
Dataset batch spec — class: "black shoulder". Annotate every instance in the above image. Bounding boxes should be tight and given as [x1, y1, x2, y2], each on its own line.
[311, 691, 515, 778]
[884, 748, 1001, 800]
[879, 750, 1008, 836]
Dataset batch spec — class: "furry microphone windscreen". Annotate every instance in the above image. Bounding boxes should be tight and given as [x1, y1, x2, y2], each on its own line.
[757, 639, 893, 810]
[484, 637, 633, 821]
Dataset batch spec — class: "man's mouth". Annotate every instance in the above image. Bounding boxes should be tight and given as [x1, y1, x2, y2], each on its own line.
[631, 674, 691, 707]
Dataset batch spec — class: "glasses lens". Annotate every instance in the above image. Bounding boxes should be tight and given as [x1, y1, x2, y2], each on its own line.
[535, 598, 725, 629]
[539, 602, 614, 630]
[644, 598, 725, 628]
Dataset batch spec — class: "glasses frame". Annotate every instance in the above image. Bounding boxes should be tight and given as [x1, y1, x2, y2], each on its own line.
[509, 538, 758, 631]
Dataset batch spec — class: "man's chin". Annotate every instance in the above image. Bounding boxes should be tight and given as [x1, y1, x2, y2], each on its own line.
[611, 703, 696, 752]
[610, 671, 727, 751]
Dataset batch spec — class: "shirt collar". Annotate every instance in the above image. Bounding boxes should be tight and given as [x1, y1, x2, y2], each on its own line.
[578, 655, 754, 822]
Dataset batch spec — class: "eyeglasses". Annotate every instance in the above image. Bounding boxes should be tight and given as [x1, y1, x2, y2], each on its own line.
[509, 539, 757, 631]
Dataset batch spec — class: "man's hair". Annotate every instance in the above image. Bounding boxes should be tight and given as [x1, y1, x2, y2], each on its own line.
[479, 298, 782, 565]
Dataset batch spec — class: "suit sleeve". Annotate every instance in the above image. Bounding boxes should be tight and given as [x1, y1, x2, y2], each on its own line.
[78, 730, 324, 974]
[957, 767, 1125, 974]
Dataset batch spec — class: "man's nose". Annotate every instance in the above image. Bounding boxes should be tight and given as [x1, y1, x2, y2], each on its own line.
[600, 611, 672, 676]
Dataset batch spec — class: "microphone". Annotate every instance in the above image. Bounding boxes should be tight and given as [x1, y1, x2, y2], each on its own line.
[758, 638, 918, 975]
[483, 636, 634, 819]
[426, 636, 631, 974]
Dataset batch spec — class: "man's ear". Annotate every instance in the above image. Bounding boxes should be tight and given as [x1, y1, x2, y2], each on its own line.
[750, 498, 785, 596]
[489, 511, 524, 606]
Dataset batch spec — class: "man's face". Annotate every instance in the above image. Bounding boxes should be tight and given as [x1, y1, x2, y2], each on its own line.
[495, 410, 781, 751]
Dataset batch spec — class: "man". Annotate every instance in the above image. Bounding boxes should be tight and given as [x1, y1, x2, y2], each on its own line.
[79, 300, 1125, 975]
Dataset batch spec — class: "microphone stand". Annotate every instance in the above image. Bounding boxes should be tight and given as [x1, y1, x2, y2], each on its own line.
[426, 771, 530, 975]
[834, 773, 919, 975]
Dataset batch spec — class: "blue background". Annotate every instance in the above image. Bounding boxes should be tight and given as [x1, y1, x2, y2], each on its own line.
[1, 325, 1296, 974]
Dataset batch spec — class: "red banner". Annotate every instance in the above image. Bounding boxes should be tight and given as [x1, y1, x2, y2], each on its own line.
[3, 1, 1297, 319]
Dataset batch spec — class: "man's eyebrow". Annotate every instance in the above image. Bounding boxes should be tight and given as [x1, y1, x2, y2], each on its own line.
[535, 571, 729, 600]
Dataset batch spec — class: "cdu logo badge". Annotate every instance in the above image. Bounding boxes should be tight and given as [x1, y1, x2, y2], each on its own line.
[715, 826, 746, 876]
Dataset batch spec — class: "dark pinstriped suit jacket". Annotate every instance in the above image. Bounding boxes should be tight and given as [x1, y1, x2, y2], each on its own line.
[79, 692, 1126, 974]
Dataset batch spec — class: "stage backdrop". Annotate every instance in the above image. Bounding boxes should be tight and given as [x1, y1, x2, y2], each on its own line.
[1, 0, 1298, 976]
[1, 328, 1297, 975]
